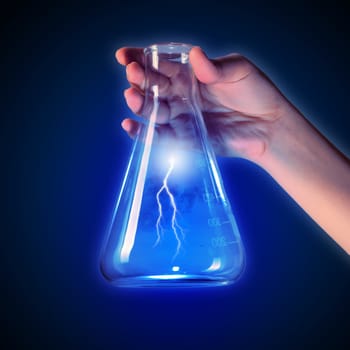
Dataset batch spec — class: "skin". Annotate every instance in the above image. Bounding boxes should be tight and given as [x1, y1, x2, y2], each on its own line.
[116, 46, 350, 254]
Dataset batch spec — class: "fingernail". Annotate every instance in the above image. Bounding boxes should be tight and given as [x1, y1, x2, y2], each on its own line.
[121, 119, 130, 132]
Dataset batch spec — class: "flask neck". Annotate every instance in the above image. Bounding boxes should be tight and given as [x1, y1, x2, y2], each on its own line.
[143, 43, 199, 122]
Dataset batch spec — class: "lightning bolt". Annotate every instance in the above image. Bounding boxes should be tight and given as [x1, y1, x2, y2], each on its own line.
[154, 157, 184, 258]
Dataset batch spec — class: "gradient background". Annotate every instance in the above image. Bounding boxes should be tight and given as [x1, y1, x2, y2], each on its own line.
[2, 0, 350, 349]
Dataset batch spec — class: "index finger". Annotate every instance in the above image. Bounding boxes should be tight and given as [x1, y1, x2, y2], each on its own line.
[115, 47, 145, 66]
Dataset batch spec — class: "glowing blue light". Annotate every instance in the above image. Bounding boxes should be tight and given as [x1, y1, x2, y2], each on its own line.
[147, 274, 186, 280]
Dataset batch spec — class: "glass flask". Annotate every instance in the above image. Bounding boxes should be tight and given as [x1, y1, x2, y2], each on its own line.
[100, 43, 245, 287]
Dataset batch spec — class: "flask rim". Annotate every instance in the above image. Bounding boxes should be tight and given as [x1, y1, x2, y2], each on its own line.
[144, 42, 193, 55]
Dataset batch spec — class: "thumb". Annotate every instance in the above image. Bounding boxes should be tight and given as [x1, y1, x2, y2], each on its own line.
[189, 47, 221, 84]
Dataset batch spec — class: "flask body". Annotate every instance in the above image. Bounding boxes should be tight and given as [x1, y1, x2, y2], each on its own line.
[100, 43, 245, 287]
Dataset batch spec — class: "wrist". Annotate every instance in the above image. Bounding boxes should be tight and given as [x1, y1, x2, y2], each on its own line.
[254, 103, 307, 173]
[252, 102, 350, 253]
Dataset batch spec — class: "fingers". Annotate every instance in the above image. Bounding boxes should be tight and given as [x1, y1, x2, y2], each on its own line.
[118, 46, 255, 89]
[126, 61, 170, 94]
[121, 116, 200, 151]
[213, 53, 255, 82]
[122, 54, 172, 102]
[115, 47, 145, 66]
[118, 46, 220, 85]
[190, 46, 255, 84]
[124, 87, 143, 114]
[124, 87, 171, 123]
[189, 47, 221, 84]
[126, 62, 145, 90]
[121, 118, 139, 138]
[122, 57, 181, 123]
[116, 46, 178, 79]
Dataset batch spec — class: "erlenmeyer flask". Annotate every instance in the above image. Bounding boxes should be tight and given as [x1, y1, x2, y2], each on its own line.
[100, 43, 245, 287]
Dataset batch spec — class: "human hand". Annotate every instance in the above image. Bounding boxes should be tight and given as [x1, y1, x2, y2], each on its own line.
[116, 45, 350, 254]
[116, 46, 292, 161]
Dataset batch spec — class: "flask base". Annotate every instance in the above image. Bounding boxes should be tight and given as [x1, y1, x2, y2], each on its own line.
[110, 274, 239, 288]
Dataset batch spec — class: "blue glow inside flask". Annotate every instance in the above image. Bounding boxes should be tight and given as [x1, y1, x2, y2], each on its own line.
[100, 43, 245, 287]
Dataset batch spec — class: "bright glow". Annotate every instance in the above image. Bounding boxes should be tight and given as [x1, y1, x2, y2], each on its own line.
[204, 257, 222, 272]
[120, 85, 159, 263]
[181, 52, 189, 63]
[147, 274, 186, 280]
[209, 158, 225, 201]
[155, 148, 190, 176]
[154, 157, 184, 258]
[152, 49, 159, 69]
[172, 266, 180, 272]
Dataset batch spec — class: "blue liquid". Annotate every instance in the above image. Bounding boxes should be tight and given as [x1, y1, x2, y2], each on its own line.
[100, 135, 245, 287]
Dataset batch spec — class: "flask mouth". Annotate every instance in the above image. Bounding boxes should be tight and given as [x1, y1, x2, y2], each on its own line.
[144, 42, 193, 56]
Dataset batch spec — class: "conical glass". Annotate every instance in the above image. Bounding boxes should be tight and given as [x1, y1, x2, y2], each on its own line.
[100, 43, 245, 287]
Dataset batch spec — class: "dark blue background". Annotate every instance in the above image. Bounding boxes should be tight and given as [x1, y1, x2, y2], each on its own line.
[2, 1, 350, 349]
